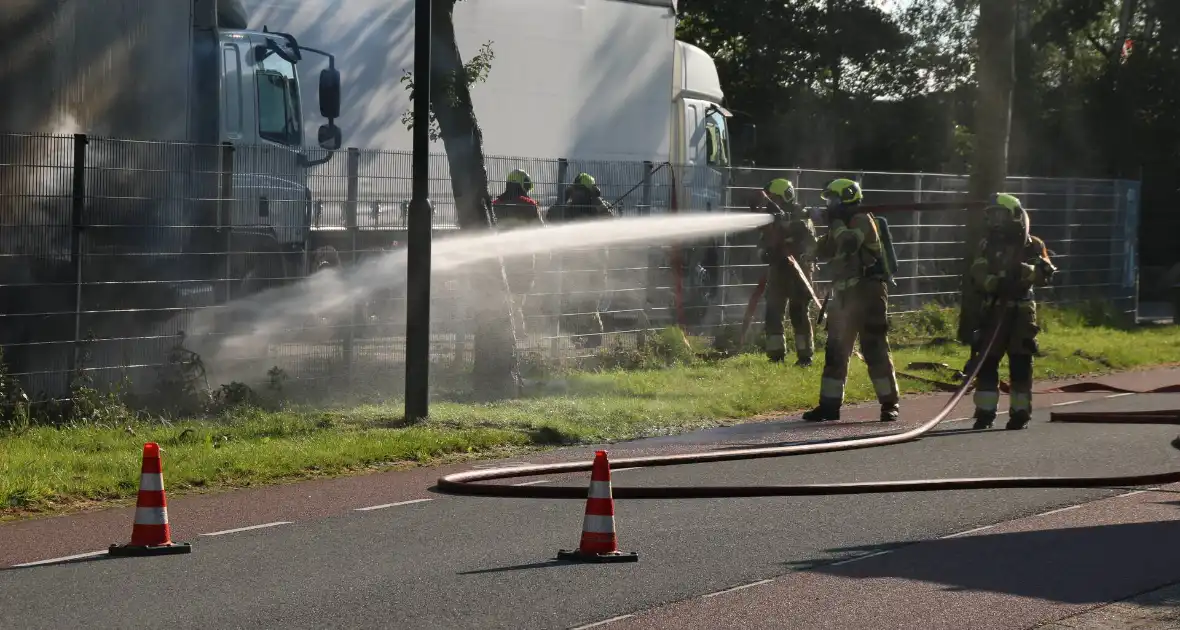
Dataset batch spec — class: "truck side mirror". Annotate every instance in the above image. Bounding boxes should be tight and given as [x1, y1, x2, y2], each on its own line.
[319, 67, 341, 119]
[318, 123, 342, 151]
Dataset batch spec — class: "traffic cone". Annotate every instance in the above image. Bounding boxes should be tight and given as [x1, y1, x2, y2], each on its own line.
[108, 443, 192, 557]
[557, 450, 638, 563]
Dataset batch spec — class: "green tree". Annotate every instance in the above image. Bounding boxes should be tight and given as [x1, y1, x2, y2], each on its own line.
[958, 0, 1016, 345]
[401, 0, 521, 401]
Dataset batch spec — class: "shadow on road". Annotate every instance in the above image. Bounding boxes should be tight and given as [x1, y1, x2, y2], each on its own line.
[457, 559, 579, 575]
[784, 518, 1180, 604]
[709, 426, 988, 451]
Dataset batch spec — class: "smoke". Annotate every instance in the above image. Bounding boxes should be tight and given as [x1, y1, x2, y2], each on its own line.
[186, 212, 770, 390]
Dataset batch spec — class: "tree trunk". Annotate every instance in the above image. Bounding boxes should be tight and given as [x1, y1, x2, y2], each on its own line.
[429, 0, 521, 399]
[958, 0, 1016, 345]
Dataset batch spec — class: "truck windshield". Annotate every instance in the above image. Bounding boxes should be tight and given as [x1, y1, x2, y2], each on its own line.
[705, 109, 730, 168]
[257, 52, 303, 147]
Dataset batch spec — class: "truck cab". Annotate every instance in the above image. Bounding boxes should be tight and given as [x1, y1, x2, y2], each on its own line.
[213, 22, 342, 297]
[663, 41, 733, 328]
[671, 40, 732, 215]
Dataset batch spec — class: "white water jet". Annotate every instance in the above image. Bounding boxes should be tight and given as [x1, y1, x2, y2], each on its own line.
[187, 212, 771, 379]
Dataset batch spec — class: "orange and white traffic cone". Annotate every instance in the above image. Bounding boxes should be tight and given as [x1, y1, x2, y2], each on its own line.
[108, 442, 192, 557]
[557, 450, 638, 563]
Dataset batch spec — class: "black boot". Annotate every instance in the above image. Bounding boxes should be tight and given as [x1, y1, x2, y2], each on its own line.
[767, 350, 785, 363]
[973, 409, 996, 430]
[1005, 409, 1031, 430]
[802, 401, 840, 422]
[794, 355, 813, 368]
[880, 403, 899, 422]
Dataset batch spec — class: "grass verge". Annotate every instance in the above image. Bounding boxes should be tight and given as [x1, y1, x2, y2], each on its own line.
[3, 304, 1178, 520]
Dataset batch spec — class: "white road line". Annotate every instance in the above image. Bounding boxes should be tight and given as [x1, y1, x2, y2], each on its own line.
[941, 524, 996, 539]
[701, 578, 776, 598]
[1051, 399, 1085, 407]
[12, 550, 107, 568]
[612, 467, 639, 473]
[200, 521, 292, 536]
[512, 479, 552, 486]
[354, 498, 434, 512]
[830, 550, 894, 566]
[1035, 504, 1082, 518]
[1105, 392, 1135, 399]
[569, 614, 636, 629]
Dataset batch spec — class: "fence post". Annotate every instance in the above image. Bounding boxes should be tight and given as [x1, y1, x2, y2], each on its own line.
[344, 148, 360, 381]
[552, 159, 569, 359]
[912, 173, 923, 313]
[70, 134, 88, 377]
[640, 161, 655, 345]
[218, 142, 235, 303]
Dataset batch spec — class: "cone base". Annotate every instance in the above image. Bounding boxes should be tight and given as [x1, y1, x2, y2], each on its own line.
[557, 548, 639, 563]
[108, 542, 192, 557]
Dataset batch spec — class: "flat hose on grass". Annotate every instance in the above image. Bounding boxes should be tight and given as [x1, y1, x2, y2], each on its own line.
[435, 310, 1180, 500]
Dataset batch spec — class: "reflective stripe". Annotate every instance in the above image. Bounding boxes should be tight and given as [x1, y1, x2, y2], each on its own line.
[135, 507, 168, 526]
[139, 473, 164, 492]
[582, 514, 616, 534]
[820, 377, 845, 400]
[872, 377, 896, 398]
[588, 481, 612, 499]
[766, 335, 785, 352]
[794, 334, 813, 353]
[1010, 391, 1032, 412]
[973, 390, 1000, 412]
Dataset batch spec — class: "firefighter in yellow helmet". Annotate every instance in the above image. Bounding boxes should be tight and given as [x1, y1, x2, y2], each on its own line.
[968, 193, 1057, 430]
[803, 178, 901, 423]
[545, 172, 617, 348]
[755, 177, 818, 365]
[493, 168, 545, 336]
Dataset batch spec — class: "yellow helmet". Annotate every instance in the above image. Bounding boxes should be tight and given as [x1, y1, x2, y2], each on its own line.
[821, 178, 863, 206]
[985, 192, 1029, 242]
[573, 172, 596, 189]
[506, 168, 533, 193]
[765, 178, 796, 203]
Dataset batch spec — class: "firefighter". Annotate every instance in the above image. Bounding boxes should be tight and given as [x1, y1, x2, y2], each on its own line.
[968, 193, 1057, 430]
[755, 178, 818, 365]
[545, 173, 617, 348]
[803, 178, 901, 423]
[492, 168, 545, 336]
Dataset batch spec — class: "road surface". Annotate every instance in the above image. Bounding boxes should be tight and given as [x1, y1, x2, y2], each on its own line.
[2, 367, 1178, 630]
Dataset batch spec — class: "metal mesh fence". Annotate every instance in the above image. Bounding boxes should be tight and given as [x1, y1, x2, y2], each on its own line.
[0, 133, 1140, 399]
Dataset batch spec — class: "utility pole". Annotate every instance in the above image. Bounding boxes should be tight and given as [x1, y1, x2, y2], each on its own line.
[405, 0, 434, 422]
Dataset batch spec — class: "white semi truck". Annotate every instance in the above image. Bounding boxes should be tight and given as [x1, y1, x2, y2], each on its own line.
[242, 0, 744, 328]
[0, 0, 744, 389]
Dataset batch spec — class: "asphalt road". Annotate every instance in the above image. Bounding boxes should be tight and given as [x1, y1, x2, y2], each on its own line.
[2, 378, 1178, 630]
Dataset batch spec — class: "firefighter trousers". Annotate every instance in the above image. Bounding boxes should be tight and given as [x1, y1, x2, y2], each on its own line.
[818, 279, 899, 408]
[972, 300, 1040, 417]
[764, 261, 814, 361]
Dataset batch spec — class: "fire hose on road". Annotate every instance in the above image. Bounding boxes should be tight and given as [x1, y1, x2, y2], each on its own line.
[436, 308, 1180, 500]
